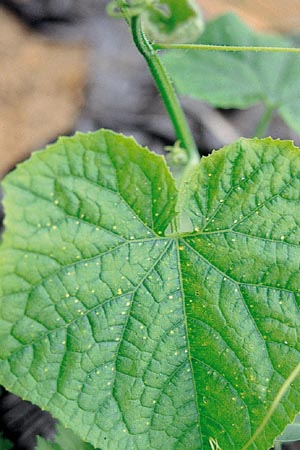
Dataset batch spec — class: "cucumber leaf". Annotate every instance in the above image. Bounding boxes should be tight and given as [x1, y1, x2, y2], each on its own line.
[0, 433, 12, 450]
[2, 131, 300, 449]
[162, 13, 300, 133]
[35, 424, 95, 450]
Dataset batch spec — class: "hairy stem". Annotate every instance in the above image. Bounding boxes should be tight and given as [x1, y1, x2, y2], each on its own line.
[154, 43, 300, 53]
[130, 15, 199, 167]
[254, 104, 275, 137]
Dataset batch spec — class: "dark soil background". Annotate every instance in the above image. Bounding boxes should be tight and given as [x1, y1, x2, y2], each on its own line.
[0, 1, 299, 449]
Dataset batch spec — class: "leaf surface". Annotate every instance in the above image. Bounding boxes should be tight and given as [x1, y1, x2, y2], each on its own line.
[0, 433, 12, 450]
[35, 424, 95, 450]
[1, 131, 300, 449]
[162, 13, 300, 133]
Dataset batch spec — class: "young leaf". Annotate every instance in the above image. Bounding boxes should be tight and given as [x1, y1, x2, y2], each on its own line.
[108, 0, 203, 43]
[35, 423, 95, 450]
[144, 0, 203, 43]
[162, 13, 300, 133]
[0, 433, 13, 450]
[2, 131, 300, 449]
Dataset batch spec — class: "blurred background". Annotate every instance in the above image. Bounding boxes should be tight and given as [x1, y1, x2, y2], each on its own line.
[1, 0, 300, 448]
[1, 0, 300, 180]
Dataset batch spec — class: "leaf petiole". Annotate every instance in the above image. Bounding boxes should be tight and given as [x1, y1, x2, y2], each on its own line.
[129, 15, 199, 170]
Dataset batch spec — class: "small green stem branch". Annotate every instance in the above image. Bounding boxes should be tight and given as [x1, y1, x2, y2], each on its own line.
[130, 16, 199, 168]
[154, 43, 300, 53]
[254, 104, 276, 137]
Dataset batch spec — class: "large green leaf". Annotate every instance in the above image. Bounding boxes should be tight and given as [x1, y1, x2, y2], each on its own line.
[2, 130, 300, 449]
[35, 424, 95, 450]
[162, 13, 300, 133]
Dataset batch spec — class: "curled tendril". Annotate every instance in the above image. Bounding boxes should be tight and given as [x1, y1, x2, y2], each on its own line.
[107, 0, 168, 19]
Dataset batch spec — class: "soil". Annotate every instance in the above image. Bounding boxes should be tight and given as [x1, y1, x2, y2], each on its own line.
[200, 0, 300, 33]
[0, 6, 87, 179]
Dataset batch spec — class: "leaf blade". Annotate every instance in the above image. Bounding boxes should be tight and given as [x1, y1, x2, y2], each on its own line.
[35, 424, 95, 450]
[162, 13, 300, 132]
[2, 132, 300, 449]
[0, 433, 13, 450]
[180, 137, 300, 448]
[0, 130, 200, 449]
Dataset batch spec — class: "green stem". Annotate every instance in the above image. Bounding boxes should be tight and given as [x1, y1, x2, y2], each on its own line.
[254, 104, 275, 137]
[154, 43, 300, 53]
[130, 15, 199, 167]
